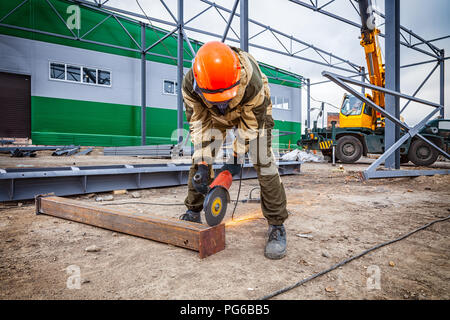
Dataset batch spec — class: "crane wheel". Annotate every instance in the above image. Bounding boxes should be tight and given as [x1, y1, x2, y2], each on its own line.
[408, 139, 439, 166]
[336, 136, 363, 163]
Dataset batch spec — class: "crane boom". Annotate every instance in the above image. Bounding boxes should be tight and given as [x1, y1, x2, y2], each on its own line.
[357, 0, 385, 110]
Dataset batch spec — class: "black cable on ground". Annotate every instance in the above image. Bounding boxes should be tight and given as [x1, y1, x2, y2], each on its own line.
[259, 215, 450, 300]
[102, 163, 246, 220]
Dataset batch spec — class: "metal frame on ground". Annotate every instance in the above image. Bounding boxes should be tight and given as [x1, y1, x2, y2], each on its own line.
[0, 161, 302, 201]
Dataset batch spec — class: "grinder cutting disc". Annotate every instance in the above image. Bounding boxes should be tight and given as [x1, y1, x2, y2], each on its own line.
[203, 186, 229, 226]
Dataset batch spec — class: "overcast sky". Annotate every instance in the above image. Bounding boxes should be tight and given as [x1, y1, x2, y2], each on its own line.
[104, 0, 449, 129]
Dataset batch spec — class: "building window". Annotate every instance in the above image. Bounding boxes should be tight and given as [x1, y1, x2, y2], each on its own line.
[49, 62, 111, 87]
[271, 96, 290, 110]
[83, 67, 97, 84]
[163, 80, 177, 95]
[50, 63, 65, 80]
[282, 97, 290, 110]
[98, 70, 111, 86]
[66, 65, 81, 82]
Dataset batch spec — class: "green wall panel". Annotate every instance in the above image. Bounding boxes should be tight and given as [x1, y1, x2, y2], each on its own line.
[31, 96, 299, 148]
[31, 96, 178, 146]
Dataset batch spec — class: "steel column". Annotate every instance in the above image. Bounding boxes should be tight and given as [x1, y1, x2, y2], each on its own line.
[440, 50, 445, 118]
[306, 78, 311, 129]
[384, 0, 401, 169]
[177, 0, 184, 143]
[141, 23, 147, 146]
[240, 0, 248, 51]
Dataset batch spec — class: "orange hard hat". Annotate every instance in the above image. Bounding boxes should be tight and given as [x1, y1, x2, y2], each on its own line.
[193, 41, 241, 103]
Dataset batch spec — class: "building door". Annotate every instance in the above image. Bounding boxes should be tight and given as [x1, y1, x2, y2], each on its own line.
[0, 72, 31, 138]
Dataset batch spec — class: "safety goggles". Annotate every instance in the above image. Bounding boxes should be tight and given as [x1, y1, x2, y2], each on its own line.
[193, 78, 238, 103]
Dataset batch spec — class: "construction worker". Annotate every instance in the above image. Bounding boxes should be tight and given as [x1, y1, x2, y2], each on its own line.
[179, 41, 289, 260]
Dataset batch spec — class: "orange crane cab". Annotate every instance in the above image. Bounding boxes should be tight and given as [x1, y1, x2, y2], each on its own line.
[339, 93, 376, 131]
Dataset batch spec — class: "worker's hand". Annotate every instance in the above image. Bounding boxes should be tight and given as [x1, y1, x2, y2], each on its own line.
[219, 154, 242, 176]
[192, 162, 209, 194]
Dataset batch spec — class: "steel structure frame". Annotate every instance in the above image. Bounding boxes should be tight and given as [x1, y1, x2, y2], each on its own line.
[1, 0, 447, 180]
[289, 0, 444, 58]
[293, 0, 448, 138]
[66, 0, 365, 141]
[322, 71, 450, 180]
[0, 161, 302, 201]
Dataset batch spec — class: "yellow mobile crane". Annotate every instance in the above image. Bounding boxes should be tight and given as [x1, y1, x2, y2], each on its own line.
[299, 0, 449, 166]
[340, 0, 384, 131]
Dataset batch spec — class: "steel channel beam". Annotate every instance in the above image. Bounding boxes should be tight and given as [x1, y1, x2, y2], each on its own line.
[363, 169, 450, 179]
[0, 161, 301, 201]
[322, 72, 408, 130]
[322, 72, 442, 109]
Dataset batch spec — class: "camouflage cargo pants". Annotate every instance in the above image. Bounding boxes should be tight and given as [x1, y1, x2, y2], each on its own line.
[184, 116, 288, 226]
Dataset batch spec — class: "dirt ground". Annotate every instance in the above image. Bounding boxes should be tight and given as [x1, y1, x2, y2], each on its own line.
[0, 156, 449, 300]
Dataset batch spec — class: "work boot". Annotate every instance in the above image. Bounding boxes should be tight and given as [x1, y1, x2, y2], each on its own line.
[179, 210, 201, 223]
[264, 224, 287, 260]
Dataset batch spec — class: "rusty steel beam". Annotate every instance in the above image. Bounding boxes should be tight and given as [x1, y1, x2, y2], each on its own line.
[35, 195, 225, 258]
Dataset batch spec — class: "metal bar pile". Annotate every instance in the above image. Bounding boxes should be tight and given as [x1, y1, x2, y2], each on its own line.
[52, 146, 80, 156]
[36, 195, 225, 258]
[0, 161, 302, 201]
[75, 147, 93, 156]
[0, 146, 75, 153]
[103, 145, 175, 157]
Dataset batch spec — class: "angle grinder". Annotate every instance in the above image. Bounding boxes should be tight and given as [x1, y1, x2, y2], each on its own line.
[194, 169, 232, 226]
